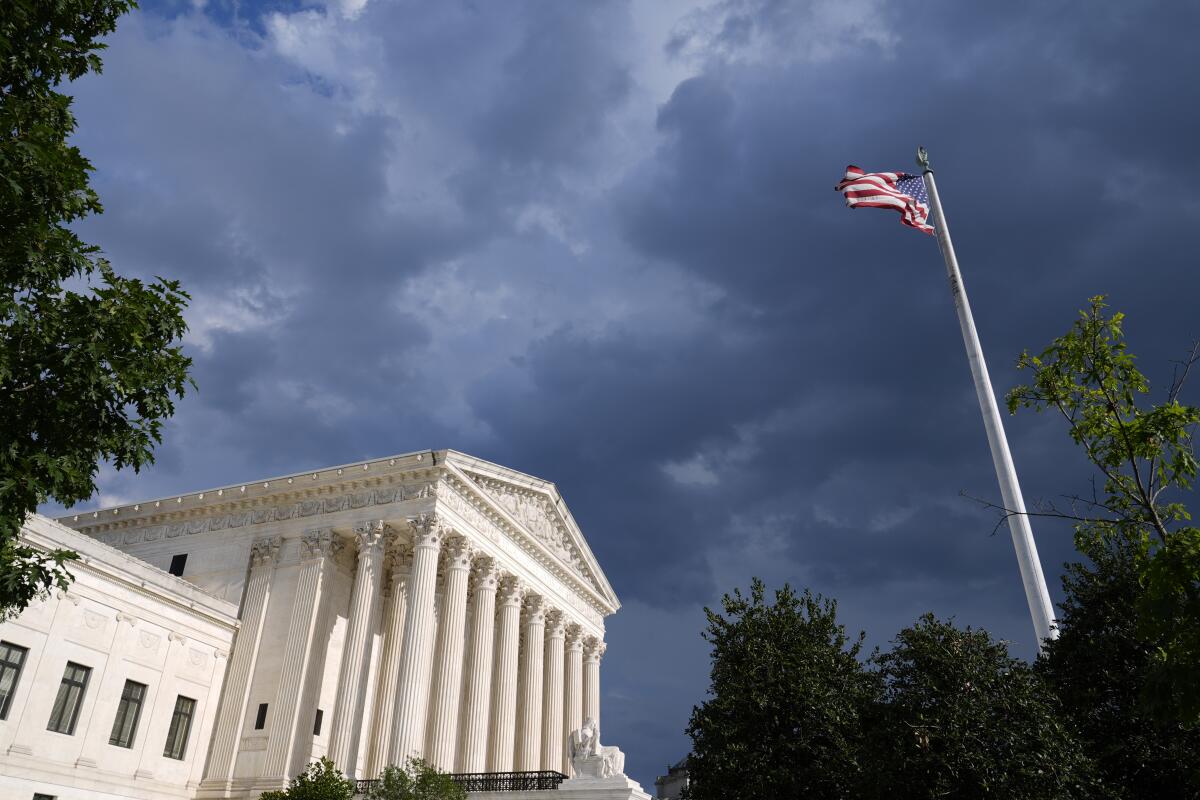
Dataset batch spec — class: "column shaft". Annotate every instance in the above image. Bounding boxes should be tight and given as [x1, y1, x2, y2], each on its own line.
[202, 536, 279, 785]
[583, 636, 605, 727]
[263, 530, 340, 780]
[456, 557, 499, 772]
[328, 522, 387, 776]
[514, 595, 546, 771]
[487, 576, 524, 772]
[425, 537, 473, 770]
[388, 514, 445, 764]
[367, 544, 413, 776]
[562, 626, 584, 775]
[540, 611, 565, 771]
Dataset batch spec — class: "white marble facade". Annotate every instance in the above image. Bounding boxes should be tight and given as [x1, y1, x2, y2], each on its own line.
[0, 514, 238, 800]
[43, 449, 621, 799]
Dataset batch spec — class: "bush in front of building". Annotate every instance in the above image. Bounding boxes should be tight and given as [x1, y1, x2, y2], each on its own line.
[260, 757, 355, 800]
[366, 758, 466, 800]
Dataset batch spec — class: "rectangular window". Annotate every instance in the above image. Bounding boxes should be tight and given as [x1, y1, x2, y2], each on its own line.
[109, 679, 148, 748]
[168, 554, 188, 576]
[313, 708, 323, 736]
[47, 662, 90, 735]
[163, 695, 196, 760]
[0, 641, 29, 720]
[254, 702, 268, 730]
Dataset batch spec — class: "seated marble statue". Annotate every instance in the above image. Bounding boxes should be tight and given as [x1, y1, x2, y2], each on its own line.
[568, 717, 625, 779]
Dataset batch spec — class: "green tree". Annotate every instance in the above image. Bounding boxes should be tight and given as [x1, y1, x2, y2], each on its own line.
[865, 614, 1106, 800]
[259, 757, 355, 800]
[0, 0, 192, 616]
[685, 579, 876, 800]
[1007, 296, 1200, 721]
[1038, 528, 1200, 798]
[365, 758, 466, 800]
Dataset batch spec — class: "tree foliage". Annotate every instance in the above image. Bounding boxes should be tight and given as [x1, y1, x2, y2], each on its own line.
[1039, 528, 1200, 798]
[259, 757, 355, 800]
[1007, 296, 1200, 721]
[866, 615, 1105, 800]
[0, 0, 192, 616]
[686, 581, 1105, 800]
[686, 579, 877, 800]
[365, 758, 467, 800]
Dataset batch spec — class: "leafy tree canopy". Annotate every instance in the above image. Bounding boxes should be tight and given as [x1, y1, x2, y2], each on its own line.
[0, 0, 192, 616]
[1039, 528, 1200, 798]
[259, 757, 355, 800]
[867, 614, 1105, 800]
[365, 758, 467, 800]
[1007, 296, 1200, 721]
[686, 581, 1105, 800]
[686, 579, 877, 800]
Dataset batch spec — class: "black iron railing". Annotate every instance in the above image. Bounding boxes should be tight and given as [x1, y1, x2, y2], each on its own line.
[355, 770, 566, 795]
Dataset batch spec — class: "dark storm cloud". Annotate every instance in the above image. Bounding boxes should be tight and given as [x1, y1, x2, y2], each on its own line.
[53, 0, 1200, 786]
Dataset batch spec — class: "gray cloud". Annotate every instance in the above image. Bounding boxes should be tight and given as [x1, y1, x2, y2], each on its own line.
[50, 0, 1200, 785]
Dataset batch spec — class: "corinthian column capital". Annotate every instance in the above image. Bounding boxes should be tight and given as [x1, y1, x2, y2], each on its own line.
[408, 512, 446, 550]
[564, 623, 584, 652]
[250, 535, 282, 568]
[352, 519, 389, 554]
[443, 535, 474, 571]
[300, 528, 341, 561]
[496, 574, 525, 608]
[545, 609, 566, 639]
[583, 636, 606, 663]
[522, 594, 546, 624]
[469, 555, 499, 596]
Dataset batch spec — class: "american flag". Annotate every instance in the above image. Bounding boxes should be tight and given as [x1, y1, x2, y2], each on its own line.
[835, 165, 935, 235]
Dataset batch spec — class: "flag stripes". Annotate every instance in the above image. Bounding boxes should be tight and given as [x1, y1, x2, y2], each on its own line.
[835, 165, 935, 234]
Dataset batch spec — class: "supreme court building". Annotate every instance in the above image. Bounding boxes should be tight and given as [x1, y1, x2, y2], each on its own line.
[0, 450, 620, 800]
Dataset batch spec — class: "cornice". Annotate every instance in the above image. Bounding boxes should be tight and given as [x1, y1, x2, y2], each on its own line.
[66, 473, 440, 545]
[58, 451, 442, 535]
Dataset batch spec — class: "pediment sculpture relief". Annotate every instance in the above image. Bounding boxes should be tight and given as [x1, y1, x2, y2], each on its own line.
[469, 475, 600, 591]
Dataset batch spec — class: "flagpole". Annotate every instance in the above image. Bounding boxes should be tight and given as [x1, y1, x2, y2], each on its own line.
[917, 146, 1058, 647]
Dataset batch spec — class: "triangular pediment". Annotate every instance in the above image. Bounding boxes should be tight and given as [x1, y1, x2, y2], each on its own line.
[442, 453, 618, 611]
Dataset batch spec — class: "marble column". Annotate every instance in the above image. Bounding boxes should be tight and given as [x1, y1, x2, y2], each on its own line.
[514, 594, 546, 771]
[388, 514, 445, 764]
[367, 542, 413, 776]
[425, 536, 473, 770]
[562, 624, 584, 775]
[328, 521, 387, 777]
[264, 529, 341, 781]
[202, 536, 280, 786]
[456, 556, 499, 772]
[487, 575, 524, 772]
[583, 637, 605, 727]
[540, 610, 565, 771]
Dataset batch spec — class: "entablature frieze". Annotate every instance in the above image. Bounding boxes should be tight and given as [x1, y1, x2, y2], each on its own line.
[65, 472, 441, 540]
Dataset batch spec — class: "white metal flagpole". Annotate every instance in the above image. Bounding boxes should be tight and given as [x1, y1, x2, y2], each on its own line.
[916, 146, 1058, 647]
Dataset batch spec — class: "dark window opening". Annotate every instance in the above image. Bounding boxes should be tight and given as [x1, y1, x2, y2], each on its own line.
[47, 662, 91, 735]
[163, 695, 196, 760]
[313, 708, 323, 736]
[254, 702, 268, 730]
[109, 679, 147, 748]
[0, 640, 29, 720]
[168, 554, 188, 577]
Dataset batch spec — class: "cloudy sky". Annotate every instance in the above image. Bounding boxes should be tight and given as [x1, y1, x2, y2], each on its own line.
[56, 0, 1200, 786]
